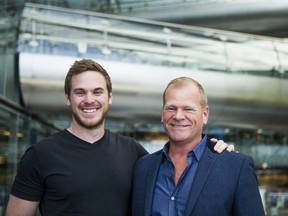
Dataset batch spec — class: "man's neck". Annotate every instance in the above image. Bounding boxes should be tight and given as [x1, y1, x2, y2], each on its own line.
[168, 143, 194, 185]
[169, 139, 200, 157]
[67, 124, 105, 144]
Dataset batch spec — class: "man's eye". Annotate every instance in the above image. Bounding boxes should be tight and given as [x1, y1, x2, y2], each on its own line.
[166, 107, 176, 112]
[186, 108, 194, 111]
[94, 91, 103, 95]
[185, 108, 197, 112]
[75, 92, 84, 96]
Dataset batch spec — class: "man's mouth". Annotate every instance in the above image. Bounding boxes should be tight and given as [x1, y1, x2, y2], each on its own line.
[171, 124, 189, 128]
[82, 108, 97, 113]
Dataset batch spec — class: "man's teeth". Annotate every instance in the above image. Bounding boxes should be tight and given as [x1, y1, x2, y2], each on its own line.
[172, 124, 187, 128]
[83, 109, 97, 113]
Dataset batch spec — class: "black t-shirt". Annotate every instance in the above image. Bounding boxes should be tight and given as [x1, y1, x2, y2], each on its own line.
[11, 129, 148, 216]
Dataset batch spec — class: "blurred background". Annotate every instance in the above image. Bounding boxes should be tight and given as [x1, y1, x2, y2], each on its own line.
[1, 0, 288, 215]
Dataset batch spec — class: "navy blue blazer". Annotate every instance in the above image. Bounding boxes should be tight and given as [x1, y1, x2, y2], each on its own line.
[132, 139, 265, 216]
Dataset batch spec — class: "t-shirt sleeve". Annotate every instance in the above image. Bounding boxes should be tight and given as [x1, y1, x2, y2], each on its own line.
[10, 147, 44, 201]
[132, 139, 149, 158]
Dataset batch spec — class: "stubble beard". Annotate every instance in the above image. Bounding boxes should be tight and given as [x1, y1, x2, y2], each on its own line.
[72, 107, 109, 130]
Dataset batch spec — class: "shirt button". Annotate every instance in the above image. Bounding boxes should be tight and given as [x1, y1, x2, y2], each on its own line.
[171, 196, 175, 201]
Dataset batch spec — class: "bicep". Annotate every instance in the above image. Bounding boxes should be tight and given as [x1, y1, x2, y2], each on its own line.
[6, 194, 39, 216]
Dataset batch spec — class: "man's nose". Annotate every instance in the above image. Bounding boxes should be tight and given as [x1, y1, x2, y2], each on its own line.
[84, 93, 94, 103]
[174, 109, 185, 119]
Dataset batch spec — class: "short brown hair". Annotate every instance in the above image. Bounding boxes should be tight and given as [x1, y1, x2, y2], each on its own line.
[64, 59, 112, 95]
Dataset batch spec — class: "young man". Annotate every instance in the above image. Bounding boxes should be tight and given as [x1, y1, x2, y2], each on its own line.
[132, 77, 265, 216]
[6, 60, 231, 215]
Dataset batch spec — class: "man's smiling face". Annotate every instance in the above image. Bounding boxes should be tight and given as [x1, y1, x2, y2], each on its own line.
[66, 71, 112, 129]
[161, 83, 209, 146]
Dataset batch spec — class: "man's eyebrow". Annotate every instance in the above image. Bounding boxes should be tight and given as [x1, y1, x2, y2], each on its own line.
[73, 88, 85, 91]
[94, 87, 104, 90]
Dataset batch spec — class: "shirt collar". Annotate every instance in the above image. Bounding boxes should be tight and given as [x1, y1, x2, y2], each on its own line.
[162, 135, 207, 162]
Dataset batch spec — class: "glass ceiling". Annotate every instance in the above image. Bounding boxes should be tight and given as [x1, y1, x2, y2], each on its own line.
[23, 0, 243, 14]
[107, 0, 237, 13]
[18, 3, 288, 78]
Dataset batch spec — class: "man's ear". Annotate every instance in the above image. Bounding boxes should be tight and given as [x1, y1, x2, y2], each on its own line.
[161, 109, 164, 123]
[108, 92, 113, 105]
[203, 106, 209, 125]
[65, 94, 71, 106]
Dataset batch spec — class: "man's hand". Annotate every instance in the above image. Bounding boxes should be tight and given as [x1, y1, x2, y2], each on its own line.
[210, 138, 235, 153]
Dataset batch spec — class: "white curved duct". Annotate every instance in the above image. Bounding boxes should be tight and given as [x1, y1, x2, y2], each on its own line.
[19, 53, 288, 130]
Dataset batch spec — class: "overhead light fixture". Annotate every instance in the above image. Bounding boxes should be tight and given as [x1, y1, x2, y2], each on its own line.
[77, 42, 87, 53]
[102, 46, 111, 55]
[29, 19, 39, 47]
[163, 27, 171, 34]
[28, 39, 39, 47]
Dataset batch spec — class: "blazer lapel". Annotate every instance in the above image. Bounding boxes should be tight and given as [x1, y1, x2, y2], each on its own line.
[144, 151, 163, 216]
[184, 143, 217, 215]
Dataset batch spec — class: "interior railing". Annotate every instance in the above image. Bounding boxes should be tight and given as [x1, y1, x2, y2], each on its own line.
[19, 3, 288, 79]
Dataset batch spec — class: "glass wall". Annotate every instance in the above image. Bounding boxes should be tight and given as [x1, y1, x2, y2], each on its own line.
[0, 2, 59, 214]
[0, 102, 59, 214]
[0, 0, 26, 105]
